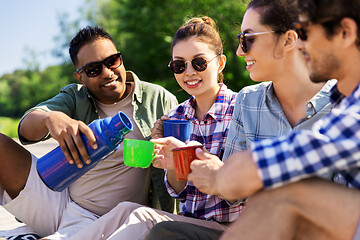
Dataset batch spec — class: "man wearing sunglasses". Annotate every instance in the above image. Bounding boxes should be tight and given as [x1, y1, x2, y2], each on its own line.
[183, 0, 360, 239]
[0, 26, 178, 239]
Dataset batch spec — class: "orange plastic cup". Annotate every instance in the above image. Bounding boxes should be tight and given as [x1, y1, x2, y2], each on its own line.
[172, 145, 203, 181]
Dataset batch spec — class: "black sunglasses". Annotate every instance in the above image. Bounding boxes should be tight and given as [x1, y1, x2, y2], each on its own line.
[237, 31, 275, 53]
[76, 52, 122, 78]
[293, 17, 335, 41]
[168, 54, 220, 74]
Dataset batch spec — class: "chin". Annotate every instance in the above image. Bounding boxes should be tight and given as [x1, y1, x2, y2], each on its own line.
[310, 74, 330, 84]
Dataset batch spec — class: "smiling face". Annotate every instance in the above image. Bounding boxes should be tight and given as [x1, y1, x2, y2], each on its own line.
[237, 8, 282, 82]
[74, 38, 127, 104]
[297, 16, 341, 85]
[172, 38, 224, 99]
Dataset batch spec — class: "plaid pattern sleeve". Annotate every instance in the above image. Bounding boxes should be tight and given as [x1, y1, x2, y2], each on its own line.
[164, 84, 245, 222]
[252, 83, 360, 189]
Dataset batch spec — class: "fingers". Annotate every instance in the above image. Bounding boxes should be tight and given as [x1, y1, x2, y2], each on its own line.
[152, 155, 166, 169]
[58, 139, 74, 165]
[74, 123, 98, 167]
[64, 132, 85, 168]
[79, 122, 98, 150]
[151, 136, 185, 148]
[195, 147, 212, 160]
[160, 115, 170, 121]
[187, 141, 203, 147]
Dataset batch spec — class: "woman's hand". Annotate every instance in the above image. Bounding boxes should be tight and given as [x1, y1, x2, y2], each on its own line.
[151, 136, 186, 169]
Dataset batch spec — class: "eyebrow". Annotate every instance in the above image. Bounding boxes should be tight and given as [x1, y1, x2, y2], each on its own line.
[173, 53, 207, 60]
[241, 28, 256, 33]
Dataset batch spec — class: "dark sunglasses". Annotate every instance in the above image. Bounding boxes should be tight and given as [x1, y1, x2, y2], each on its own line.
[168, 54, 220, 74]
[237, 31, 275, 53]
[293, 17, 335, 41]
[76, 52, 122, 78]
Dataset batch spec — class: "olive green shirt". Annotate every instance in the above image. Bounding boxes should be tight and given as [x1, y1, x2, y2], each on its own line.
[19, 71, 178, 213]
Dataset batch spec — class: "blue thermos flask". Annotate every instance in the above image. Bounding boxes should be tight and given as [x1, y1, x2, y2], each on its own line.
[37, 111, 133, 192]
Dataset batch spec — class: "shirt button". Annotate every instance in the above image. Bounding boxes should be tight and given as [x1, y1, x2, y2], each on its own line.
[307, 115, 312, 119]
[306, 103, 312, 108]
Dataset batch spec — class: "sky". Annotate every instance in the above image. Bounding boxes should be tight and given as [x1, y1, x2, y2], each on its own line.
[0, 0, 86, 76]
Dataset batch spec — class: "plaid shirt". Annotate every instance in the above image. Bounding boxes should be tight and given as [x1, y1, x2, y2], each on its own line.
[164, 84, 244, 222]
[252, 83, 360, 189]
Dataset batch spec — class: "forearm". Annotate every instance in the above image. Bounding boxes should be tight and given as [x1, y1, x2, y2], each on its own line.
[216, 150, 264, 200]
[19, 110, 50, 141]
[166, 169, 187, 194]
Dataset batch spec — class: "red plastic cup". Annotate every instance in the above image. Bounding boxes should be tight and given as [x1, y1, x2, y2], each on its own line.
[172, 145, 203, 181]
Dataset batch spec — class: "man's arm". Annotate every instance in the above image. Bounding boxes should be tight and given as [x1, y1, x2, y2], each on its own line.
[188, 149, 264, 201]
[19, 110, 50, 142]
[19, 110, 97, 168]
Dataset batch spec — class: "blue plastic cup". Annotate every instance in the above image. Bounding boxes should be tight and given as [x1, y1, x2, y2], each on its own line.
[163, 120, 191, 142]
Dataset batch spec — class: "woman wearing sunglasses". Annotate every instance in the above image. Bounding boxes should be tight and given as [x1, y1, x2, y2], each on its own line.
[223, 0, 336, 158]
[68, 16, 241, 240]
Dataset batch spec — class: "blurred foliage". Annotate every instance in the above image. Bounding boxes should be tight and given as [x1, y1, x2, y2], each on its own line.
[0, 64, 77, 117]
[0, 0, 254, 118]
[0, 117, 20, 138]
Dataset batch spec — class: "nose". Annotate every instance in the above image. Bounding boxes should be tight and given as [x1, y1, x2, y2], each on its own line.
[184, 61, 196, 76]
[101, 64, 115, 77]
[236, 44, 246, 57]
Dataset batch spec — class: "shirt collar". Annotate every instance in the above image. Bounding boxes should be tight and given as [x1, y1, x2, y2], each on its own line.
[126, 71, 142, 103]
[264, 82, 277, 104]
[306, 79, 337, 113]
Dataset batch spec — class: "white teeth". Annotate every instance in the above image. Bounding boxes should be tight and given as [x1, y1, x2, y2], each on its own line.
[186, 80, 200, 86]
[246, 61, 256, 66]
[104, 80, 116, 87]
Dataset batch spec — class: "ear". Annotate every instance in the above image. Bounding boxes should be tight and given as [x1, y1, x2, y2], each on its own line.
[218, 54, 227, 73]
[339, 18, 358, 48]
[282, 30, 298, 51]
[74, 72, 86, 86]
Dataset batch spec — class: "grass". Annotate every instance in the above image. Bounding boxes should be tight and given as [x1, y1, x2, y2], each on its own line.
[0, 117, 20, 138]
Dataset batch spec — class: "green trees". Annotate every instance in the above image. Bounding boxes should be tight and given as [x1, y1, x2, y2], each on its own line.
[0, 65, 76, 117]
[0, 0, 253, 118]
[92, 0, 253, 101]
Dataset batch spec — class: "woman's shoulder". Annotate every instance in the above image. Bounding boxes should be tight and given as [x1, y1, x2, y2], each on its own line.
[237, 82, 272, 100]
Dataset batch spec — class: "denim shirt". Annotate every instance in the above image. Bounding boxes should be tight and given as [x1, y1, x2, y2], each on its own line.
[224, 79, 336, 160]
[18, 71, 178, 213]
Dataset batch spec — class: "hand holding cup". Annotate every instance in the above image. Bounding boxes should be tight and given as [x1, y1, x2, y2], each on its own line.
[150, 137, 186, 169]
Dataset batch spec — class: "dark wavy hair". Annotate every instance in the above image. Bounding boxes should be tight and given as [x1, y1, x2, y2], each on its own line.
[297, 0, 360, 47]
[247, 0, 300, 34]
[69, 26, 115, 66]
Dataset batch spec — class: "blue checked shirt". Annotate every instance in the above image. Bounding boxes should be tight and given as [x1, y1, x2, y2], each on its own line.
[164, 84, 245, 222]
[252, 83, 360, 189]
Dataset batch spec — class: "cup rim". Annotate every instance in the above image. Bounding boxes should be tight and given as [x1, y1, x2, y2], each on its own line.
[124, 139, 151, 143]
[172, 144, 203, 152]
[163, 120, 190, 124]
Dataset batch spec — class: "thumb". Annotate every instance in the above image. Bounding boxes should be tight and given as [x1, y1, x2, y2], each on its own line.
[195, 147, 212, 160]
